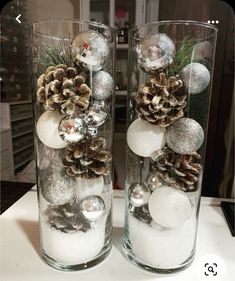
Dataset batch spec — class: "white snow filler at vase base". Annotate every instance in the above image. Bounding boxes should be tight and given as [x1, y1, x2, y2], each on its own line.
[40, 217, 106, 265]
[128, 213, 196, 269]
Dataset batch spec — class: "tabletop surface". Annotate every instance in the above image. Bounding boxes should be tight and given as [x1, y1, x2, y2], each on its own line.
[0, 189, 234, 281]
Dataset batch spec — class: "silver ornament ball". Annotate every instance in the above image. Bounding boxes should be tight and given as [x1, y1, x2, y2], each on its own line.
[136, 33, 175, 73]
[81, 195, 106, 221]
[128, 183, 151, 207]
[59, 115, 87, 143]
[166, 118, 204, 155]
[181, 62, 210, 94]
[84, 101, 108, 128]
[92, 71, 114, 100]
[41, 173, 76, 205]
[71, 31, 109, 71]
[146, 174, 163, 192]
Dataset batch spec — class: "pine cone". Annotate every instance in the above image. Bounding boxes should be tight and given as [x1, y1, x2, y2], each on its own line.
[44, 198, 91, 233]
[37, 64, 91, 115]
[63, 137, 112, 180]
[153, 146, 202, 192]
[130, 204, 152, 224]
[136, 72, 186, 127]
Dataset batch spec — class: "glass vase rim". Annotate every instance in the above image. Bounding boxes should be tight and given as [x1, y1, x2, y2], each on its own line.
[129, 20, 218, 33]
[30, 19, 115, 38]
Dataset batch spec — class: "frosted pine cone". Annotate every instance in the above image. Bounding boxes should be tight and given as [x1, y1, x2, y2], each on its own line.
[136, 72, 186, 127]
[37, 64, 91, 115]
[130, 204, 152, 224]
[153, 146, 202, 191]
[44, 198, 91, 233]
[63, 137, 111, 180]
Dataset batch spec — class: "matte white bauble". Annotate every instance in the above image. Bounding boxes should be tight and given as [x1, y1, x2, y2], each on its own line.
[127, 118, 166, 157]
[75, 176, 104, 200]
[37, 111, 67, 149]
[148, 186, 192, 228]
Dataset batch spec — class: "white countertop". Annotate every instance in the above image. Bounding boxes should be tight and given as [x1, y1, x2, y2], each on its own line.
[0, 189, 234, 281]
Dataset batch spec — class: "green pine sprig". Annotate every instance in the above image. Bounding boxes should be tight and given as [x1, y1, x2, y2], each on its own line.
[167, 35, 196, 77]
[34, 43, 72, 75]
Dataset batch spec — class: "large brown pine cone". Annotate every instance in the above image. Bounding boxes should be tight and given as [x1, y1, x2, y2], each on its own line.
[37, 64, 91, 115]
[63, 137, 111, 180]
[44, 198, 91, 233]
[153, 146, 202, 192]
[136, 72, 187, 127]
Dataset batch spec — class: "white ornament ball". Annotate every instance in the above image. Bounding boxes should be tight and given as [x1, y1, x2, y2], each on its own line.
[92, 71, 114, 100]
[166, 118, 204, 155]
[181, 62, 210, 94]
[75, 176, 104, 200]
[136, 33, 175, 73]
[192, 41, 212, 61]
[36, 111, 67, 149]
[71, 31, 109, 71]
[148, 186, 192, 228]
[127, 118, 166, 157]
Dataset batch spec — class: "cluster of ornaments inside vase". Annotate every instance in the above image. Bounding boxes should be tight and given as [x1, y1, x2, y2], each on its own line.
[126, 33, 211, 268]
[36, 30, 114, 265]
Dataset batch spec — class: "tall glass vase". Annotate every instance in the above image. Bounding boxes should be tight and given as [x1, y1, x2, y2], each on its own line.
[30, 20, 115, 271]
[123, 21, 217, 273]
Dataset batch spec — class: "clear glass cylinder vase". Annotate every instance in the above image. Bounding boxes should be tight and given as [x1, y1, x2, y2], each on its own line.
[123, 21, 217, 273]
[30, 20, 115, 271]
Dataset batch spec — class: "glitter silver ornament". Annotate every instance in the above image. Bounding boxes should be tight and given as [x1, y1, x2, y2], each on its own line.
[92, 71, 114, 100]
[146, 174, 163, 192]
[128, 183, 151, 207]
[41, 173, 76, 205]
[80, 195, 106, 221]
[166, 118, 204, 155]
[59, 116, 87, 143]
[72, 31, 109, 71]
[181, 62, 210, 94]
[136, 33, 175, 73]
